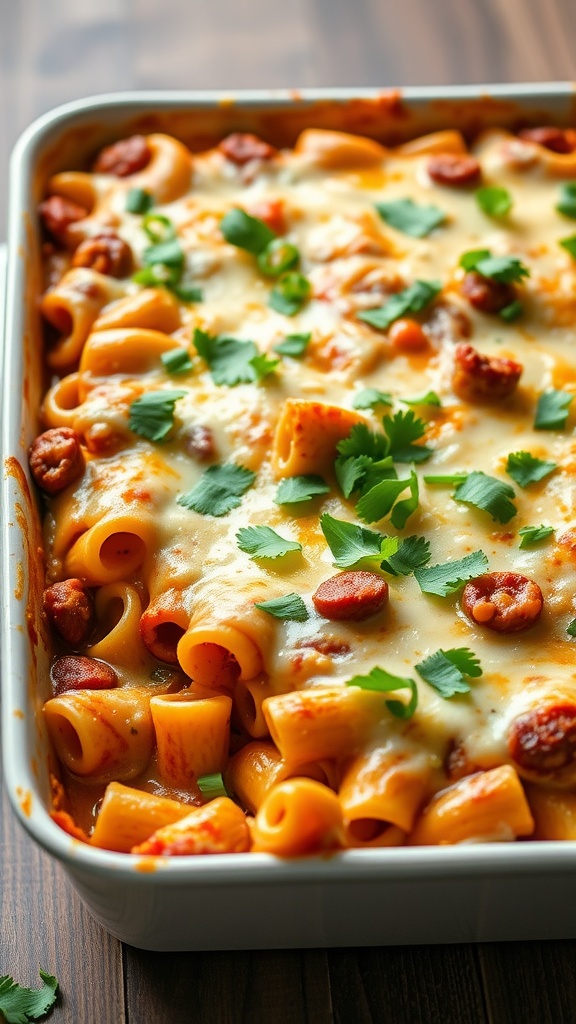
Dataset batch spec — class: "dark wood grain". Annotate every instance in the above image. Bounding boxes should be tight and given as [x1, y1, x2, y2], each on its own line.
[3, 1, 576, 1022]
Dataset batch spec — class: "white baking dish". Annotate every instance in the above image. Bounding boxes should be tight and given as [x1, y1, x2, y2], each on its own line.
[3, 85, 576, 951]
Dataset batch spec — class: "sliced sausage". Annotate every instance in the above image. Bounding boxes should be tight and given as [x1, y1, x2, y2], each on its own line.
[218, 132, 278, 166]
[518, 126, 574, 154]
[312, 571, 389, 621]
[71, 231, 133, 277]
[39, 195, 89, 246]
[452, 343, 522, 402]
[51, 655, 118, 696]
[461, 572, 543, 633]
[93, 135, 151, 177]
[43, 579, 94, 648]
[29, 427, 85, 495]
[460, 271, 516, 315]
[427, 153, 481, 187]
[508, 703, 576, 775]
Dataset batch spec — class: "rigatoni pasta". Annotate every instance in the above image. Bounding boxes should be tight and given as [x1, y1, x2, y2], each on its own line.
[30, 119, 576, 856]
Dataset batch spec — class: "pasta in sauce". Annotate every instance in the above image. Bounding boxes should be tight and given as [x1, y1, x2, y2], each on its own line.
[32, 122, 576, 856]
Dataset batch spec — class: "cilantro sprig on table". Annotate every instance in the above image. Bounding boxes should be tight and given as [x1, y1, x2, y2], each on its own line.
[178, 464, 256, 516]
[0, 969, 58, 1024]
[375, 198, 445, 238]
[357, 279, 441, 331]
[193, 327, 279, 386]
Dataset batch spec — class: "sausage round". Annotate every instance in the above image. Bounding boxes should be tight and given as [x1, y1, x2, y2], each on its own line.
[312, 571, 389, 621]
[51, 655, 118, 696]
[93, 135, 151, 177]
[427, 153, 482, 187]
[39, 195, 89, 245]
[518, 126, 574, 154]
[218, 132, 278, 166]
[452, 343, 522, 402]
[461, 572, 543, 633]
[71, 231, 133, 277]
[44, 579, 94, 648]
[460, 271, 516, 315]
[508, 703, 576, 776]
[29, 427, 85, 495]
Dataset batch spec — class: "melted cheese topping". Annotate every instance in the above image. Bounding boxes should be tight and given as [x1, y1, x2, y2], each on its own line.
[39, 126, 576, 850]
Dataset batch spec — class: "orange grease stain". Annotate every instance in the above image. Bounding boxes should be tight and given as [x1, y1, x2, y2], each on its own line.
[16, 787, 33, 817]
[13, 708, 25, 720]
[134, 857, 162, 873]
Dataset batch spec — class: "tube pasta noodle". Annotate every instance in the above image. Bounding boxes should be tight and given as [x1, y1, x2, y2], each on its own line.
[32, 118, 576, 857]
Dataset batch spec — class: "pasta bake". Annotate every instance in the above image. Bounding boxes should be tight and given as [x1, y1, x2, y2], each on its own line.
[31, 119, 576, 856]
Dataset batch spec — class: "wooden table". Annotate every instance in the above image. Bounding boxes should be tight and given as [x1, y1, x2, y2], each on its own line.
[2, 1, 576, 1020]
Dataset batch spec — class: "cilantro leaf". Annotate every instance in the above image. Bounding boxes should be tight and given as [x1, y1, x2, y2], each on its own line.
[142, 237, 184, 269]
[269, 272, 311, 316]
[161, 348, 194, 375]
[255, 594, 309, 621]
[416, 647, 482, 698]
[178, 464, 255, 516]
[337, 423, 388, 461]
[275, 474, 329, 504]
[560, 235, 576, 259]
[380, 535, 431, 576]
[352, 388, 394, 410]
[556, 182, 576, 219]
[356, 475, 414, 525]
[382, 409, 433, 463]
[129, 389, 186, 442]
[506, 451, 557, 487]
[220, 208, 276, 255]
[193, 328, 276, 385]
[454, 471, 517, 523]
[126, 187, 153, 214]
[357, 279, 441, 331]
[335, 454, 377, 499]
[518, 524, 554, 549]
[475, 186, 512, 218]
[375, 198, 445, 238]
[401, 390, 441, 407]
[414, 550, 489, 597]
[459, 250, 529, 283]
[567, 619, 576, 638]
[236, 525, 302, 559]
[534, 389, 574, 430]
[320, 513, 386, 568]
[0, 969, 58, 1023]
[273, 332, 311, 357]
[197, 772, 228, 798]
[171, 283, 203, 303]
[500, 299, 523, 321]
[424, 473, 468, 486]
[389, 470, 420, 530]
[346, 666, 418, 719]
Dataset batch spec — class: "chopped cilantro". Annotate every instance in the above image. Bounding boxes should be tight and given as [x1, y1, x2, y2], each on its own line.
[401, 390, 442, 407]
[375, 197, 445, 238]
[357, 279, 441, 331]
[475, 186, 512, 218]
[220, 208, 276, 255]
[414, 550, 489, 597]
[556, 182, 576, 219]
[129, 389, 186, 442]
[197, 772, 228, 798]
[459, 250, 530, 283]
[559, 234, 576, 258]
[161, 348, 194, 375]
[352, 388, 394, 410]
[126, 187, 153, 214]
[506, 451, 557, 487]
[534, 389, 574, 430]
[171, 283, 203, 303]
[499, 299, 523, 321]
[356, 474, 416, 525]
[424, 472, 468, 486]
[273, 332, 311, 357]
[236, 525, 302, 559]
[380, 535, 431, 576]
[255, 594, 309, 621]
[382, 409, 433, 463]
[320, 513, 386, 568]
[518, 524, 554, 549]
[178, 463, 255, 516]
[346, 666, 418, 720]
[337, 423, 387, 462]
[0, 969, 59, 1024]
[142, 237, 184, 270]
[453, 471, 517, 523]
[567, 619, 576, 638]
[269, 272, 311, 316]
[389, 471, 420, 530]
[193, 328, 277, 385]
[257, 239, 300, 277]
[416, 647, 482, 698]
[275, 475, 329, 504]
